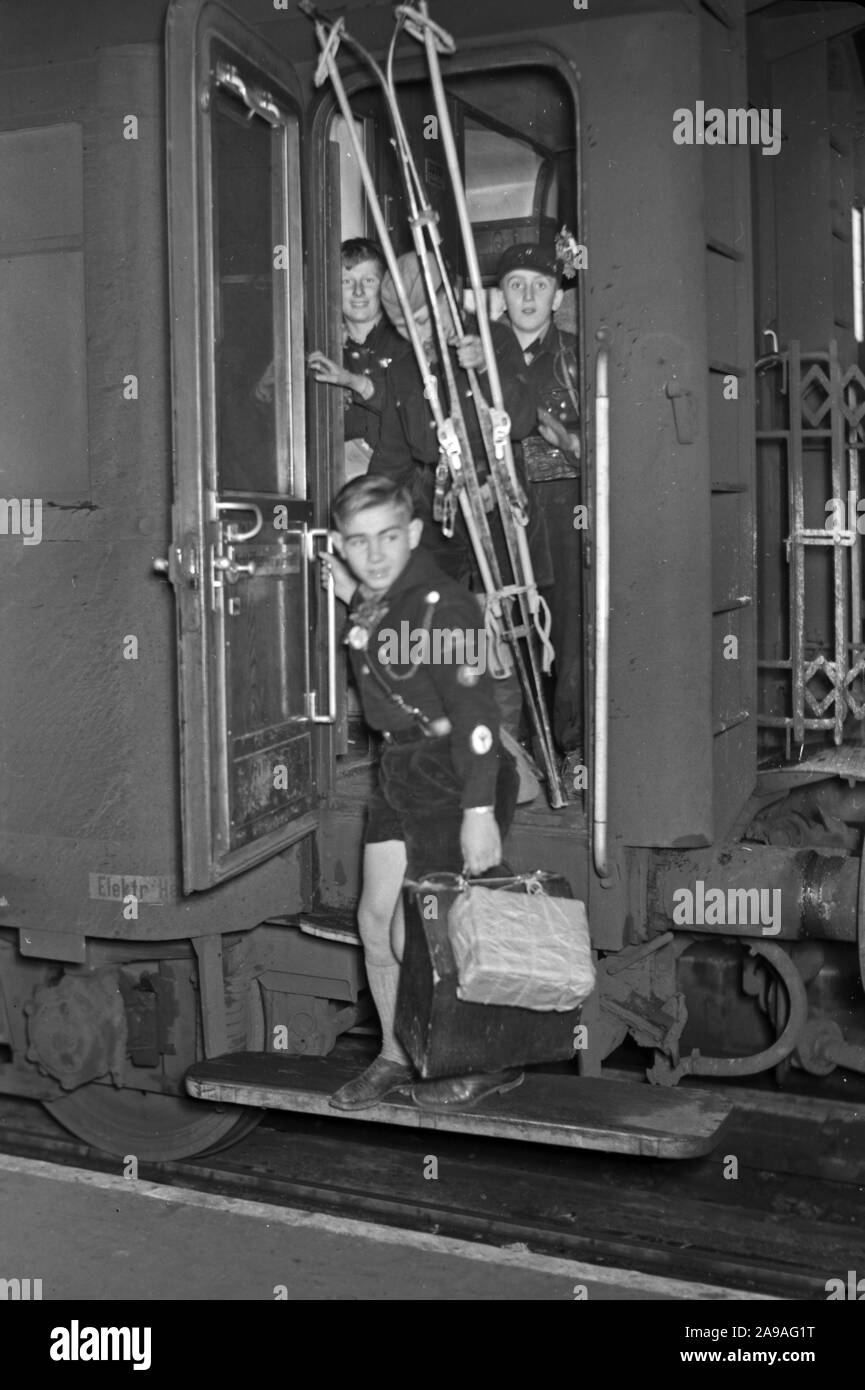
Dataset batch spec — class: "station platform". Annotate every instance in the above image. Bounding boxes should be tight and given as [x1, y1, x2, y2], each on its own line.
[0, 1153, 763, 1302]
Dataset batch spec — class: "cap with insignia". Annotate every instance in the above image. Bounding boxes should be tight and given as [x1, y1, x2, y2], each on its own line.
[496, 241, 563, 285]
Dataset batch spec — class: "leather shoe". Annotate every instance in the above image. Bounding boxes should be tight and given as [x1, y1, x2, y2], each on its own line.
[411, 1067, 524, 1111]
[329, 1056, 415, 1111]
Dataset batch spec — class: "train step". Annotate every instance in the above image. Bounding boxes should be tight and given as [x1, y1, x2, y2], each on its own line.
[186, 1052, 734, 1159]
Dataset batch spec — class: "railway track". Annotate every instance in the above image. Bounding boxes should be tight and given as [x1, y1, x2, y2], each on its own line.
[1, 1053, 862, 1301]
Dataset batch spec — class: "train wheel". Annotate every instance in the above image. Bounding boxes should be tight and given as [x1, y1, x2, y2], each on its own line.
[44, 946, 266, 1162]
[45, 1084, 263, 1162]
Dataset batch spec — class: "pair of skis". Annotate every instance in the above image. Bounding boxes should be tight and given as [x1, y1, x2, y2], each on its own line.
[302, 0, 565, 808]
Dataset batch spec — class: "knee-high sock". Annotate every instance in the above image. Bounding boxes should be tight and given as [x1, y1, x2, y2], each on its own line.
[364, 958, 410, 1065]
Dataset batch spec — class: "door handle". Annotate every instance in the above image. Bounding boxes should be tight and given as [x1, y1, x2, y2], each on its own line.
[305, 527, 337, 724]
[213, 555, 257, 583]
[153, 536, 199, 586]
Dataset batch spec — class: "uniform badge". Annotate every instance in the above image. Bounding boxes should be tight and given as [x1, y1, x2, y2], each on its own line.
[470, 724, 493, 754]
[347, 625, 370, 650]
[457, 664, 481, 687]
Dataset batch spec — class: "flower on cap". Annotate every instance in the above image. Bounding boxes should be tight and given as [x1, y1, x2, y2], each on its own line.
[554, 226, 580, 282]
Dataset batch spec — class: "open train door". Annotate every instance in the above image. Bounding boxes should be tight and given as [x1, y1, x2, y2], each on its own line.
[164, 0, 335, 891]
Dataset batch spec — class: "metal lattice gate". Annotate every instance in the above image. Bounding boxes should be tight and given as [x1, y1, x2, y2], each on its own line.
[757, 340, 865, 755]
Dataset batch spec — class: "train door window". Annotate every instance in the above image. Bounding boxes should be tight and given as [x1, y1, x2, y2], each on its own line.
[332, 114, 371, 241]
[464, 119, 544, 221]
[166, 3, 332, 890]
[204, 62, 305, 499]
[211, 88, 279, 493]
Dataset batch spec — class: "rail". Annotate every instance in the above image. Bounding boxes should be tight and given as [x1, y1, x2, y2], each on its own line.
[593, 330, 611, 878]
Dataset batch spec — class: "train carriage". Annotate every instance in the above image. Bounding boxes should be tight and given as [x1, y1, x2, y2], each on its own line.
[1, 0, 864, 1160]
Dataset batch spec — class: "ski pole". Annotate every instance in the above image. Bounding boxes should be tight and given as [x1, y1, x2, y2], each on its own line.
[396, 2, 564, 801]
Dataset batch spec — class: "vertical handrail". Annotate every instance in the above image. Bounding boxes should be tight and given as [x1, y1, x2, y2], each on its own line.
[830, 341, 848, 745]
[789, 341, 805, 744]
[848, 383, 862, 662]
[593, 329, 611, 879]
[306, 528, 337, 723]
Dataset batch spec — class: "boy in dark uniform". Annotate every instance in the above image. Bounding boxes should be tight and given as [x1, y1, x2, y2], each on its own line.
[369, 250, 551, 748]
[497, 241, 583, 767]
[307, 238, 405, 476]
[369, 251, 544, 587]
[325, 475, 521, 1112]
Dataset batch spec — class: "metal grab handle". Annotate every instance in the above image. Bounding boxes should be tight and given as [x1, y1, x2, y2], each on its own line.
[215, 501, 263, 543]
[593, 330, 612, 879]
[305, 528, 337, 724]
[214, 61, 286, 128]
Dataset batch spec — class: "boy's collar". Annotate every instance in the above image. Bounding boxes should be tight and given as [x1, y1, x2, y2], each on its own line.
[515, 320, 557, 355]
[344, 314, 383, 345]
[347, 549, 441, 647]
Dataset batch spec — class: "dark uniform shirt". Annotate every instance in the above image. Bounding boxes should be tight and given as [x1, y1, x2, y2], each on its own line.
[345, 548, 501, 809]
[342, 317, 406, 448]
[518, 323, 581, 483]
[368, 319, 548, 585]
[369, 316, 534, 483]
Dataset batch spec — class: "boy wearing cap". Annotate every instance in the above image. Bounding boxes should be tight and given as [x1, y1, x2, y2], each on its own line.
[325, 474, 521, 1112]
[307, 238, 405, 475]
[497, 241, 583, 763]
[368, 252, 553, 755]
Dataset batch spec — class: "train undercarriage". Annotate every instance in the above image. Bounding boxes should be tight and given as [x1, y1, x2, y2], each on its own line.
[3, 752, 865, 1160]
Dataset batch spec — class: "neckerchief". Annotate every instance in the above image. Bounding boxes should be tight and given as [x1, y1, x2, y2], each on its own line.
[345, 586, 390, 652]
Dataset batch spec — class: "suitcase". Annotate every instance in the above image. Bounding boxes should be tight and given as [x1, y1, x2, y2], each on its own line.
[395, 873, 587, 1080]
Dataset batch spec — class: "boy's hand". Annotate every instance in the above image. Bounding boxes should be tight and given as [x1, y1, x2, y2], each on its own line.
[538, 408, 580, 458]
[308, 352, 373, 400]
[460, 809, 501, 876]
[452, 334, 486, 372]
[320, 551, 356, 606]
[307, 350, 352, 389]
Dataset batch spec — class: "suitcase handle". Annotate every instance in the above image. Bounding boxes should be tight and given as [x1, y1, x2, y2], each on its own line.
[405, 868, 560, 894]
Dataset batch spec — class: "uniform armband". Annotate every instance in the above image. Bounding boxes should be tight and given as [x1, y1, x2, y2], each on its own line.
[465, 805, 495, 814]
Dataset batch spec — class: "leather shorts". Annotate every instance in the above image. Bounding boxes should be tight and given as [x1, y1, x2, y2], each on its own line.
[365, 737, 518, 878]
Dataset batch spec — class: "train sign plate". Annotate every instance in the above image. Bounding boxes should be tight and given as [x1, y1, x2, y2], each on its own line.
[88, 873, 175, 905]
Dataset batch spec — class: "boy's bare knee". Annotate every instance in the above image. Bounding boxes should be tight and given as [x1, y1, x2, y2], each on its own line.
[357, 904, 396, 961]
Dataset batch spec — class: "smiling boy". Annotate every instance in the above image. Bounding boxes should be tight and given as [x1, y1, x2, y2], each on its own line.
[326, 474, 521, 1113]
[307, 238, 404, 473]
